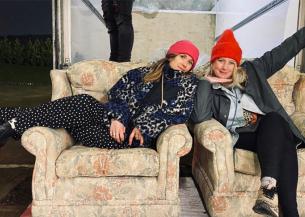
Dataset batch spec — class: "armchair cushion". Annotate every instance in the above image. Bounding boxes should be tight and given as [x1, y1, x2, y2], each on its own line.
[234, 149, 260, 176]
[56, 146, 159, 178]
[234, 148, 305, 177]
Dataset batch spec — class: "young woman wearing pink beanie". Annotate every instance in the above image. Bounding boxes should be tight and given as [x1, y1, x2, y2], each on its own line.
[0, 40, 199, 150]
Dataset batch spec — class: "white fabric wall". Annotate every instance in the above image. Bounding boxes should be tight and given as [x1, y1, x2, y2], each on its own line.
[71, 0, 109, 63]
[213, 0, 299, 65]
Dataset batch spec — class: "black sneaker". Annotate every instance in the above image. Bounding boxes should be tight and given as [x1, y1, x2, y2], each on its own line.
[0, 122, 15, 143]
[253, 186, 279, 217]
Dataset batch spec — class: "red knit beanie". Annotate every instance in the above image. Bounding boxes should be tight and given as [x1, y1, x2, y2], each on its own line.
[167, 40, 199, 70]
[210, 29, 242, 65]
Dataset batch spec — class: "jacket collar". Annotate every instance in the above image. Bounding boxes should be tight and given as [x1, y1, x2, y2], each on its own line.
[163, 63, 185, 80]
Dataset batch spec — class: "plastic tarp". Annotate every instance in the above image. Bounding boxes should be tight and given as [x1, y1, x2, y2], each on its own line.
[133, 0, 216, 12]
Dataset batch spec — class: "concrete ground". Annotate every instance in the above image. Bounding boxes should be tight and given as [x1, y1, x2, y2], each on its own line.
[0, 83, 50, 217]
[0, 139, 34, 217]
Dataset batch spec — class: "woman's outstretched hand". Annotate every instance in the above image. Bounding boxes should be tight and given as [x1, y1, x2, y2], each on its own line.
[204, 75, 232, 84]
[128, 128, 144, 146]
[110, 119, 126, 143]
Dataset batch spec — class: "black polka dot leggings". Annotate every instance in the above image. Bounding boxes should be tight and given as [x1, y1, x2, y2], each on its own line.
[0, 94, 128, 149]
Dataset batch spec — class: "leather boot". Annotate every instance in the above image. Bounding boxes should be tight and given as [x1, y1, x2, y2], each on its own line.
[253, 186, 279, 217]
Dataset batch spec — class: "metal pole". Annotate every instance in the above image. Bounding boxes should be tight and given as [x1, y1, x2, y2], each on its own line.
[52, 0, 56, 69]
[81, 0, 105, 25]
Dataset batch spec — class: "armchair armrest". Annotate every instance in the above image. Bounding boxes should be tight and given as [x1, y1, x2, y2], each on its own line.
[291, 74, 305, 139]
[156, 124, 193, 200]
[21, 127, 74, 200]
[193, 119, 234, 193]
[293, 74, 305, 113]
[50, 69, 72, 101]
[291, 112, 305, 138]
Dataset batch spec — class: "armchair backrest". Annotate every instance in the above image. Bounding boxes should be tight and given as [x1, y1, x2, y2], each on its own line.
[268, 66, 301, 115]
[66, 60, 146, 102]
[56, 61, 302, 114]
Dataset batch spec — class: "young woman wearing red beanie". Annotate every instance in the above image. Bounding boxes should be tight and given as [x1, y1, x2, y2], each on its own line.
[0, 40, 199, 149]
[192, 28, 305, 217]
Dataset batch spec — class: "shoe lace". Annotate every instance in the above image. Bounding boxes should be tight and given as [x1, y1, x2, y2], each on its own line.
[262, 186, 277, 200]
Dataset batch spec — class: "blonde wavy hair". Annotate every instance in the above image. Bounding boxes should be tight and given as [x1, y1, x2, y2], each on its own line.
[144, 53, 192, 83]
[208, 61, 248, 89]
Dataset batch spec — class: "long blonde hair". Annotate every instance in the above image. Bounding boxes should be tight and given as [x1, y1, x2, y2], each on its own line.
[144, 54, 179, 83]
[208, 61, 248, 89]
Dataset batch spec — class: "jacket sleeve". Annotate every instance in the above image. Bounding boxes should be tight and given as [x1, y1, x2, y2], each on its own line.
[106, 68, 143, 126]
[249, 27, 305, 79]
[190, 79, 213, 124]
[132, 77, 198, 139]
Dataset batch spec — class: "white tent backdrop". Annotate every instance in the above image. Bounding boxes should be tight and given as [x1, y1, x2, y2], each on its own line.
[70, 0, 216, 63]
[213, 0, 299, 63]
[71, 0, 108, 63]
[70, 0, 299, 64]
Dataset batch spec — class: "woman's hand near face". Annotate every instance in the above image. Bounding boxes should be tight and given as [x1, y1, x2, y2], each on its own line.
[128, 128, 144, 146]
[110, 119, 126, 143]
[204, 75, 233, 84]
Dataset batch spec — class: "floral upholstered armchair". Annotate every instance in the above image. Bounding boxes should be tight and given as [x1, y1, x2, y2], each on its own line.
[21, 60, 193, 217]
[192, 66, 305, 217]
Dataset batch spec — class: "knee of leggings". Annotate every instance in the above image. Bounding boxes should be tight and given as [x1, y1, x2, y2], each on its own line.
[261, 112, 286, 126]
[115, 15, 132, 26]
[264, 112, 282, 119]
[105, 21, 118, 32]
[259, 112, 295, 142]
[78, 94, 94, 103]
